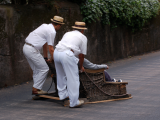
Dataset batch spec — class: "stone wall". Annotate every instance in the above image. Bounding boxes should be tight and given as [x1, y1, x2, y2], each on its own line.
[0, 1, 82, 88]
[0, 1, 160, 88]
[86, 17, 160, 63]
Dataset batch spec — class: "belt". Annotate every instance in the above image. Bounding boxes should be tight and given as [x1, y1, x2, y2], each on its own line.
[26, 42, 34, 47]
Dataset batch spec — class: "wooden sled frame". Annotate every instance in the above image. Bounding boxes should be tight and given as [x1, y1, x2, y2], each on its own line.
[32, 93, 132, 107]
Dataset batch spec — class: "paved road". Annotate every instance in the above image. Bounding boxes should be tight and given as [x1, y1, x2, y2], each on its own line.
[0, 51, 160, 120]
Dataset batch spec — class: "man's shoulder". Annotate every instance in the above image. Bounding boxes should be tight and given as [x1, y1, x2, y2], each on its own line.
[63, 30, 87, 41]
[39, 23, 53, 28]
[63, 31, 73, 36]
[81, 34, 87, 40]
[72, 30, 87, 37]
[78, 32, 87, 41]
[39, 23, 48, 27]
[42, 23, 56, 33]
[74, 31, 87, 41]
[34, 24, 48, 30]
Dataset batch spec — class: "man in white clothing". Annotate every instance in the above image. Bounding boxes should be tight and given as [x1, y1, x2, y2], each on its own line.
[23, 16, 64, 95]
[54, 22, 87, 108]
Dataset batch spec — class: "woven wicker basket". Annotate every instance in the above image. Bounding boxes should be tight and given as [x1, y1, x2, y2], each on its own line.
[79, 69, 129, 102]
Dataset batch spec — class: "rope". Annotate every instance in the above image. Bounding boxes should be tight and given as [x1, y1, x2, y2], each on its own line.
[47, 78, 54, 92]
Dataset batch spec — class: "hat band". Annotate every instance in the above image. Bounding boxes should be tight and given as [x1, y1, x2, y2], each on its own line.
[53, 19, 63, 23]
[74, 25, 86, 28]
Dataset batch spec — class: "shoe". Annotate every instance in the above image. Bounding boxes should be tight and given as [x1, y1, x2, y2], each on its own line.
[62, 96, 69, 101]
[32, 89, 48, 95]
[117, 79, 123, 82]
[70, 100, 84, 108]
[111, 78, 117, 82]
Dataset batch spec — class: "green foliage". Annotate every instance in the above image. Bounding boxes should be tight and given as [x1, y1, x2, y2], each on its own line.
[81, 0, 160, 31]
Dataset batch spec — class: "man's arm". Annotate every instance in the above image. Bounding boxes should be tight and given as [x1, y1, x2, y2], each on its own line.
[79, 53, 85, 72]
[83, 58, 109, 69]
[48, 45, 54, 62]
[43, 43, 48, 58]
[43, 43, 54, 62]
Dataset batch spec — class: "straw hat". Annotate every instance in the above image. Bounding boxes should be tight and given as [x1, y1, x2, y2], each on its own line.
[72, 22, 87, 30]
[51, 16, 65, 25]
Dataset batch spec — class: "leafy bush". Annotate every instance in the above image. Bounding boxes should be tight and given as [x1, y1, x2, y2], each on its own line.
[81, 0, 160, 31]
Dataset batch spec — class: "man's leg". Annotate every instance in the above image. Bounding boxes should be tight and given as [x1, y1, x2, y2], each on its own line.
[54, 50, 68, 100]
[23, 44, 49, 90]
[104, 70, 112, 81]
[61, 51, 80, 107]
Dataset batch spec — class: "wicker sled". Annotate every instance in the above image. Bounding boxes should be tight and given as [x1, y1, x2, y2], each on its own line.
[79, 69, 131, 102]
[33, 62, 131, 105]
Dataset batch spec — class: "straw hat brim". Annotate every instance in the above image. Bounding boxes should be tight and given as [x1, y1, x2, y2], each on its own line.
[72, 26, 87, 30]
[51, 19, 65, 25]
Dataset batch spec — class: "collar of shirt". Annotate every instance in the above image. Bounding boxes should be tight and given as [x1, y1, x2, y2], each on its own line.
[49, 23, 56, 33]
[74, 30, 81, 33]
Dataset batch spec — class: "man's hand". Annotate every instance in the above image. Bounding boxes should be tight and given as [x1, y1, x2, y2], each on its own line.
[46, 59, 53, 63]
[106, 66, 109, 69]
[79, 66, 85, 73]
[48, 45, 54, 61]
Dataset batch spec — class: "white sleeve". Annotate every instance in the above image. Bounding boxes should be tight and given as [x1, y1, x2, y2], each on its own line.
[80, 36, 87, 55]
[46, 32, 56, 46]
[83, 58, 108, 69]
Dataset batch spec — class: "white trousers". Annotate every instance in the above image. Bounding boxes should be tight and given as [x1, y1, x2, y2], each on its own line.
[54, 49, 80, 107]
[23, 44, 49, 90]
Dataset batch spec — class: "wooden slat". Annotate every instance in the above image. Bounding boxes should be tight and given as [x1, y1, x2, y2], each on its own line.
[105, 82, 128, 85]
[84, 96, 132, 104]
[63, 96, 132, 106]
[39, 95, 60, 100]
[85, 68, 105, 73]
[35, 94, 132, 107]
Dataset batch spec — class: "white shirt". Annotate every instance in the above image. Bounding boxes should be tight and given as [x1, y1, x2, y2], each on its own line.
[55, 30, 87, 56]
[25, 24, 56, 50]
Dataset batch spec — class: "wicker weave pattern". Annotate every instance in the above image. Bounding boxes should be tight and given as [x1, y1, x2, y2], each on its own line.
[80, 69, 128, 102]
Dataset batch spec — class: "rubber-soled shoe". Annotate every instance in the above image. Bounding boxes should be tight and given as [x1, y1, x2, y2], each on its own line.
[70, 100, 84, 108]
[111, 78, 117, 82]
[32, 90, 48, 95]
[62, 96, 69, 101]
[117, 79, 123, 82]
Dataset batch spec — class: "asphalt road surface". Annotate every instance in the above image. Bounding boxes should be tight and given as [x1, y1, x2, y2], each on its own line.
[0, 51, 160, 120]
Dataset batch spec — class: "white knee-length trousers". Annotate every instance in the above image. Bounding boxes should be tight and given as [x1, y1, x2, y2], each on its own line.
[23, 44, 49, 90]
[54, 49, 80, 107]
